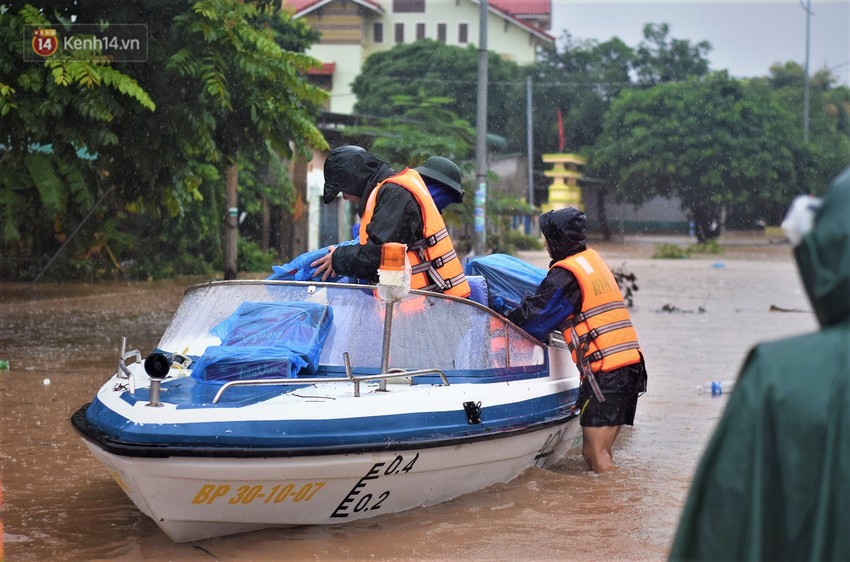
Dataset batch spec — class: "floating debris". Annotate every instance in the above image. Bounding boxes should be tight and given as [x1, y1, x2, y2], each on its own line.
[658, 303, 707, 314]
[769, 305, 811, 313]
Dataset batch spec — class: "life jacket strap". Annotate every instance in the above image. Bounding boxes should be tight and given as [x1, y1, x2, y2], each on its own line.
[568, 319, 606, 403]
[588, 341, 641, 363]
[566, 319, 635, 352]
[420, 272, 466, 292]
[575, 301, 626, 323]
[409, 228, 449, 251]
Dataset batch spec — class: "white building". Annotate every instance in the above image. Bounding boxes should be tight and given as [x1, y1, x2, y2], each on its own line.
[284, 0, 554, 114]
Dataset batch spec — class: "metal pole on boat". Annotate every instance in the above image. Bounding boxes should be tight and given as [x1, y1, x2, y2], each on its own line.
[375, 243, 410, 392]
[379, 301, 395, 391]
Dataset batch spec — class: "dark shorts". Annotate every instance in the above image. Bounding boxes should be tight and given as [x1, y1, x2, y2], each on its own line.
[578, 362, 647, 428]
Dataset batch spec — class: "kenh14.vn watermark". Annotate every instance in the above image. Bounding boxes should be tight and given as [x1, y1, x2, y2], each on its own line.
[25, 24, 148, 62]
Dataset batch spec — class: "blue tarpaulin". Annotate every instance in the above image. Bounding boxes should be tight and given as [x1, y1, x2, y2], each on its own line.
[191, 301, 333, 385]
[268, 239, 358, 282]
[464, 254, 546, 311]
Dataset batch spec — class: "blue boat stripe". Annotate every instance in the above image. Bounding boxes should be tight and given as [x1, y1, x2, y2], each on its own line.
[83, 388, 579, 449]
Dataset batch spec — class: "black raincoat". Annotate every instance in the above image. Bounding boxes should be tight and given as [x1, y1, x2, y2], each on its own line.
[670, 165, 850, 561]
[506, 208, 587, 340]
[323, 147, 424, 282]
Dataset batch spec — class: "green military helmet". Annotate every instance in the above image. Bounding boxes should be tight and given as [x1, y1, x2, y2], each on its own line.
[415, 157, 464, 202]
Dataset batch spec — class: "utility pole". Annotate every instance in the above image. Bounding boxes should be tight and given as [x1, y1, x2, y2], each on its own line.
[473, 0, 489, 255]
[526, 75, 534, 233]
[802, 0, 812, 143]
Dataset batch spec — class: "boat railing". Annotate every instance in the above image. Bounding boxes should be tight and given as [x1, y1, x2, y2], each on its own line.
[211, 352, 449, 404]
[117, 336, 141, 392]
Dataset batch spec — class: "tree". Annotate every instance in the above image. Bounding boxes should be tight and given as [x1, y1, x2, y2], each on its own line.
[756, 62, 850, 194]
[632, 23, 711, 86]
[351, 40, 525, 151]
[525, 25, 713, 238]
[348, 90, 475, 169]
[591, 73, 802, 242]
[527, 33, 633, 158]
[165, 0, 328, 278]
[0, 4, 155, 279]
[0, 1, 329, 281]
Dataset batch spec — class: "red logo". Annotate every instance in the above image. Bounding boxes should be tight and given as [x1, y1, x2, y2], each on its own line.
[31, 28, 58, 57]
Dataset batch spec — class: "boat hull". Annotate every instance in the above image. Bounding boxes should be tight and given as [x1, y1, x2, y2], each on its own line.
[81, 418, 579, 542]
[72, 280, 585, 542]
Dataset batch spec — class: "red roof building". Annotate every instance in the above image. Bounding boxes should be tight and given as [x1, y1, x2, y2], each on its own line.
[282, 0, 553, 114]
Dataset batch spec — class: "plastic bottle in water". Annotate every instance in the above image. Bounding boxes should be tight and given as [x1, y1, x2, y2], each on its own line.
[696, 380, 734, 396]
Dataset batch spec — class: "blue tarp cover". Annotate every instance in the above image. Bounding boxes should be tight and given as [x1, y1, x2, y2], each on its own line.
[464, 254, 546, 311]
[191, 301, 333, 385]
[466, 275, 489, 306]
[268, 239, 358, 282]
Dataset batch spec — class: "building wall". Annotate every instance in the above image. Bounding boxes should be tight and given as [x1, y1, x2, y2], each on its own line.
[308, 43, 365, 114]
[489, 154, 531, 200]
[297, 0, 550, 113]
[360, 0, 545, 65]
[299, 2, 374, 114]
[582, 192, 690, 235]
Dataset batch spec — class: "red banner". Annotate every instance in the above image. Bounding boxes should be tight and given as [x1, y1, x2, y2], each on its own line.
[557, 109, 565, 152]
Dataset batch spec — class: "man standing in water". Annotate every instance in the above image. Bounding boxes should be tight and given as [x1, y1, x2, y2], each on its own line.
[503, 207, 647, 473]
[670, 166, 850, 560]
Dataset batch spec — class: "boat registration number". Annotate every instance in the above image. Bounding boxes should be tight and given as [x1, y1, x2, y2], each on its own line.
[191, 481, 326, 506]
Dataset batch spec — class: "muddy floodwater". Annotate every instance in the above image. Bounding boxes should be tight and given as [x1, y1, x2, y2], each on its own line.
[0, 235, 817, 561]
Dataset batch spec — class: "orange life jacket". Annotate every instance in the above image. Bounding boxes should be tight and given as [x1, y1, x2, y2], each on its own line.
[554, 249, 641, 375]
[359, 168, 470, 298]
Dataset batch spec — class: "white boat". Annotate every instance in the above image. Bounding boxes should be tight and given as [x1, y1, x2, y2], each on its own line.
[71, 280, 582, 542]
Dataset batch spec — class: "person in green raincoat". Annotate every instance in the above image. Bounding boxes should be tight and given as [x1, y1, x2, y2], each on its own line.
[669, 165, 850, 561]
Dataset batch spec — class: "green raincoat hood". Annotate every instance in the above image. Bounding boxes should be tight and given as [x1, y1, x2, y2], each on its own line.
[794, 165, 850, 327]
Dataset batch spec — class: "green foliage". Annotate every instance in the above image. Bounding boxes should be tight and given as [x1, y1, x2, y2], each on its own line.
[691, 239, 723, 255]
[632, 23, 711, 86]
[482, 193, 539, 255]
[351, 40, 525, 150]
[488, 229, 543, 255]
[0, 3, 159, 277]
[652, 240, 722, 259]
[350, 89, 475, 169]
[652, 243, 692, 259]
[237, 237, 276, 273]
[168, 0, 328, 160]
[1, 1, 328, 281]
[592, 73, 802, 241]
[743, 62, 850, 223]
[529, 33, 634, 156]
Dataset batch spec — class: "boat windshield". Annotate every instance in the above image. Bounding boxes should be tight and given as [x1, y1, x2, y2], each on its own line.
[157, 281, 545, 376]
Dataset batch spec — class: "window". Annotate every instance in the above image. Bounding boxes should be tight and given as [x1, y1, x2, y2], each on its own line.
[416, 22, 425, 41]
[395, 22, 404, 44]
[458, 23, 468, 44]
[373, 22, 383, 43]
[393, 0, 424, 13]
[437, 23, 447, 43]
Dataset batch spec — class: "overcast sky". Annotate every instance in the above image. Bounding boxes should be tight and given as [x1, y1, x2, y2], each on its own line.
[551, 1, 850, 84]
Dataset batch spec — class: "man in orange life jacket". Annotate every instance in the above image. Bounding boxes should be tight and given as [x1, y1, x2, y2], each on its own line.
[311, 145, 470, 298]
[503, 207, 647, 473]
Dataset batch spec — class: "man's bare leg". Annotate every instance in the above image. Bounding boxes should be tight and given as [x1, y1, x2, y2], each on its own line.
[582, 425, 621, 472]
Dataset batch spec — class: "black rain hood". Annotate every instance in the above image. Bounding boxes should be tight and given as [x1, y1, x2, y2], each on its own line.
[540, 207, 587, 262]
[794, 165, 850, 328]
[322, 145, 395, 206]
